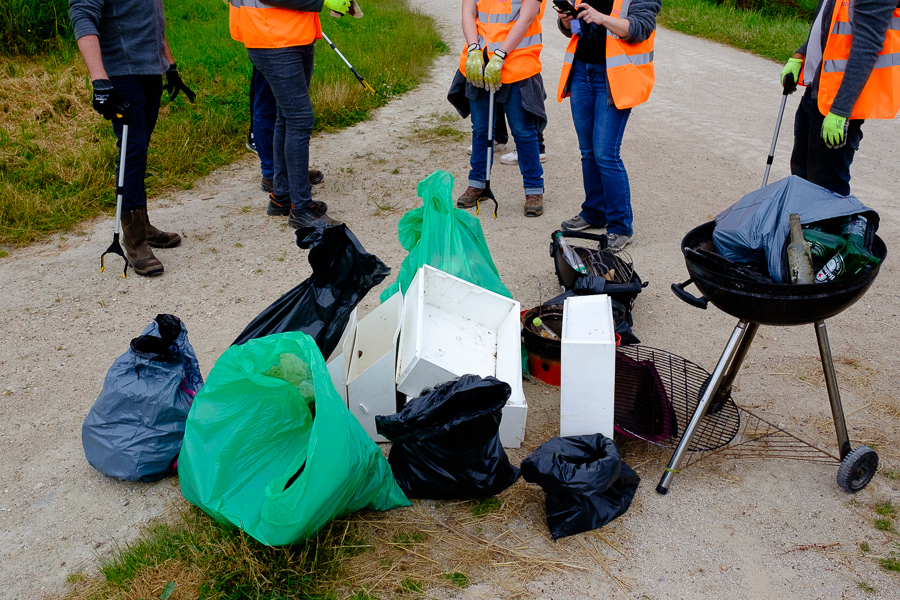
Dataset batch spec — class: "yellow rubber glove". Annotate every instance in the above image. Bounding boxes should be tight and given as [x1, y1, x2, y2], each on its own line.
[483, 54, 505, 92]
[821, 112, 848, 149]
[323, 0, 351, 13]
[465, 46, 485, 88]
[780, 57, 802, 93]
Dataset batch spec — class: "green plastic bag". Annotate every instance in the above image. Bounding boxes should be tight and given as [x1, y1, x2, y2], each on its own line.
[380, 170, 512, 302]
[178, 332, 409, 546]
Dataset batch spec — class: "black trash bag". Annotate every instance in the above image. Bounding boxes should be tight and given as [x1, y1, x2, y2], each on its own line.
[82, 314, 203, 482]
[521, 434, 640, 540]
[232, 224, 390, 358]
[375, 375, 520, 499]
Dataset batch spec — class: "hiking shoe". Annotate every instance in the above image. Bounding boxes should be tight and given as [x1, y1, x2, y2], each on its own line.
[499, 150, 547, 165]
[561, 215, 603, 232]
[456, 185, 484, 209]
[267, 193, 291, 216]
[143, 207, 182, 248]
[261, 177, 274, 193]
[121, 208, 164, 276]
[309, 169, 324, 185]
[606, 232, 633, 250]
[524, 194, 544, 217]
[246, 129, 256, 154]
[288, 201, 339, 229]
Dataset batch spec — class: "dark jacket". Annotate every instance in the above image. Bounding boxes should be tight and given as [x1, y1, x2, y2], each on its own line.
[447, 71, 548, 133]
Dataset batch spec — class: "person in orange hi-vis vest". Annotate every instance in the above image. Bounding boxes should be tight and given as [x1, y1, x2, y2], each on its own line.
[781, 0, 900, 196]
[555, 0, 659, 251]
[230, 0, 353, 229]
[448, 0, 549, 217]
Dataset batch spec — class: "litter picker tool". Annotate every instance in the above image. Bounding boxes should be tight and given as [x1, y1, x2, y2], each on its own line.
[762, 73, 796, 187]
[100, 122, 130, 278]
[476, 89, 499, 218]
[321, 31, 375, 94]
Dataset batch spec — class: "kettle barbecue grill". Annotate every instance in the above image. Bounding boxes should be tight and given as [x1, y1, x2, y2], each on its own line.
[659, 221, 886, 494]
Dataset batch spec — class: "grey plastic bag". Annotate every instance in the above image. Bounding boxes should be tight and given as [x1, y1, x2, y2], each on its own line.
[713, 176, 877, 283]
[82, 314, 203, 482]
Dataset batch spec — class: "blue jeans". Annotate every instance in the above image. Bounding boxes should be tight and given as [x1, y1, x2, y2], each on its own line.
[250, 66, 276, 180]
[790, 87, 863, 197]
[469, 83, 543, 195]
[569, 61, 632, 235]
[248, 45, 315, 211]
[109, 74, 163, 211]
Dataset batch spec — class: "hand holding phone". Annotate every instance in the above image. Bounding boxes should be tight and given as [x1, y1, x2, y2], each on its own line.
[552, 0, 581, 17]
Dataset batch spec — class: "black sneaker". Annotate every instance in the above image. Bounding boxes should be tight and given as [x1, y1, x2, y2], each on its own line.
[288, 201, 340, 229]
[246, 129, 257, 154]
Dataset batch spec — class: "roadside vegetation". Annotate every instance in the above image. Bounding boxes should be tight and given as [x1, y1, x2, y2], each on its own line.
[0, 0, 445, 247]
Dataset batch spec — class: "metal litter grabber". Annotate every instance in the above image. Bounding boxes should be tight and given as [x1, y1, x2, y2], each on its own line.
[321, 31, 375, 94]
[100, 123, 130, 278]
[476, 89, 499, 219]
[761, 73, 796, 187]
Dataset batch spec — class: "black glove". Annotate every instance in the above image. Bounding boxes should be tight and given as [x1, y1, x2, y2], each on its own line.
[91, 79, 128, 121]
[163, 63, 196, 102]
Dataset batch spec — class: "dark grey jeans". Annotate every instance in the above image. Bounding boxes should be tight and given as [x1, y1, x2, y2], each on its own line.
[247, 44, 315, 211]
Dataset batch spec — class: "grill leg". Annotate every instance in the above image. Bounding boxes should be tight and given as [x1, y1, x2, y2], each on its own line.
[657, 319, 758, 494]
[814, 320, 852, 460]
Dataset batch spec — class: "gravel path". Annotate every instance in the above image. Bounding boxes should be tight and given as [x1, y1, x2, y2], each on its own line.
[1, 1, 898, 598]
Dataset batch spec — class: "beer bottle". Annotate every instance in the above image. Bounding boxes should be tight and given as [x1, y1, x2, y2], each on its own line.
[802, 229, 845, 270]
[787, 214, 815, 284]
[814, 216, 881, 282]
[555, 232, 588, 275]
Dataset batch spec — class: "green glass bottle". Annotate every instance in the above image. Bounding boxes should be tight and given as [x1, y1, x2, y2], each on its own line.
[802, 228, 845, 270]
[814, 216, 881, 283]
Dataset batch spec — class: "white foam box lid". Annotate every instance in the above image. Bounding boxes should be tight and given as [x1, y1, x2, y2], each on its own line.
[346, 293, 402, 442]
[396, 266, 526, 447]
[560, 294, 616, 439]
[325, 307, 357, 405]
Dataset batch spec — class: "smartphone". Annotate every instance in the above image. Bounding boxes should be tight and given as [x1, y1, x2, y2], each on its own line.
[552, 0, 580, 16]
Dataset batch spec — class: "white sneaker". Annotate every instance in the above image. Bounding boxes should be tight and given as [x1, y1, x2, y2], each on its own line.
[499, 150, 547, 165]
[466, 145, 472, 155]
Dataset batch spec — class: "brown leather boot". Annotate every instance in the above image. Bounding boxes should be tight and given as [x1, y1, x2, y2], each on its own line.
[121, 208, 164, 276]
[142, 207, 181, 248]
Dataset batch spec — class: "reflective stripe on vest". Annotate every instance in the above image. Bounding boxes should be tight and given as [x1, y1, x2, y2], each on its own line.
[459, 0, 546, 84]
[229, 0, 321, 49]
[815, 0, 900, 119]
[556, 0, 656, 109]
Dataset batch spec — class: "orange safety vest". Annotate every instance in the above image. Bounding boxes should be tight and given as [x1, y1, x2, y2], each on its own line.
[229, 0, 321, 49]
[556, 0, 655, 109]
[458, 0, 546, 84]
[808, 0, 900, 119]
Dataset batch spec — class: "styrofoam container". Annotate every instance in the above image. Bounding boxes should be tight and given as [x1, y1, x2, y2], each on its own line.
[396, 265, 527, 447]
[560, 294, 616, 438]
[347, 293, 403, 442]
[325, 308, 357, 405]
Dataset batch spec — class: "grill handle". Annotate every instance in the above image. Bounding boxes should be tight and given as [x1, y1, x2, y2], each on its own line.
[671, 279, 709, 310]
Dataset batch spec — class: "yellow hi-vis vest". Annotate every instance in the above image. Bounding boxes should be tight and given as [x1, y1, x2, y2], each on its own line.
[458, 0, 547, 85]
[556, 0, 655, 109]
[229, 0, 321, 49]
[809, 0, 900, 119]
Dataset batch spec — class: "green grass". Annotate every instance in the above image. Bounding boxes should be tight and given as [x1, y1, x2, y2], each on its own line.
[0, 0, 72, 56]
[0, 0, 445, 247]
[470, 497, 502, 517]
[880, 546, 900, 573]
[883, 469, 900, 480]
[875, 500, 896, 518]
[66, 506, 370, 599]
[874, 519, 896, 533]
[444, 572, 471, 588]
[658, 0, 815, 62]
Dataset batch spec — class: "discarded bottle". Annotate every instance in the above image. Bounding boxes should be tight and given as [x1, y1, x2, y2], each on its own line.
[815, 216, 881, 282]
[532, 317, 560, 341]
[787, 213, 815, 284]
[555, 232, 588, 275]
[802, 228, 845, 270]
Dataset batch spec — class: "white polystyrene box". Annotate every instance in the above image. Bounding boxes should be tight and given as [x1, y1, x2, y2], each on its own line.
[396, 265, 527, 447]
[560, 295, 616, 439]
[347, 293, 403, 442]
[325, 307, 357, 405]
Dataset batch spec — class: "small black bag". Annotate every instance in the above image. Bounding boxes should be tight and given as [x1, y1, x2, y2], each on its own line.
[521, 434, 640, 540]
[233, 224, 390, 358]
[375, 375, 520, 499]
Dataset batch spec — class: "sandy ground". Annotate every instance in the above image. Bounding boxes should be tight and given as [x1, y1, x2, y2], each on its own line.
[2, 1, 899, 598]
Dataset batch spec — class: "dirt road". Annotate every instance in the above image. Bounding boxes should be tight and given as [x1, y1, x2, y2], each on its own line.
[1, 1, 898, 598]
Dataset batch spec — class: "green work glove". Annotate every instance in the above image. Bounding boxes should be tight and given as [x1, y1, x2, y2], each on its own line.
[465, 45, 485, 88]
[323, 0, 351, 13]
[483, 53, 505, 92]
[821, 112, 848, 149]
[780, 57, 802, 93]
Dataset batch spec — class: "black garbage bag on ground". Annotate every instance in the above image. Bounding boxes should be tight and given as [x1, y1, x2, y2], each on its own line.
[82, 314, 203, 482]
[521, 434, 640, 539]
[375, 375, 520, 499]
[232, 224, 390, 358]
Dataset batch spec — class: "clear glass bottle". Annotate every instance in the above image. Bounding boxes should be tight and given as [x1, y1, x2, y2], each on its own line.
[555, 232, 588, 275]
